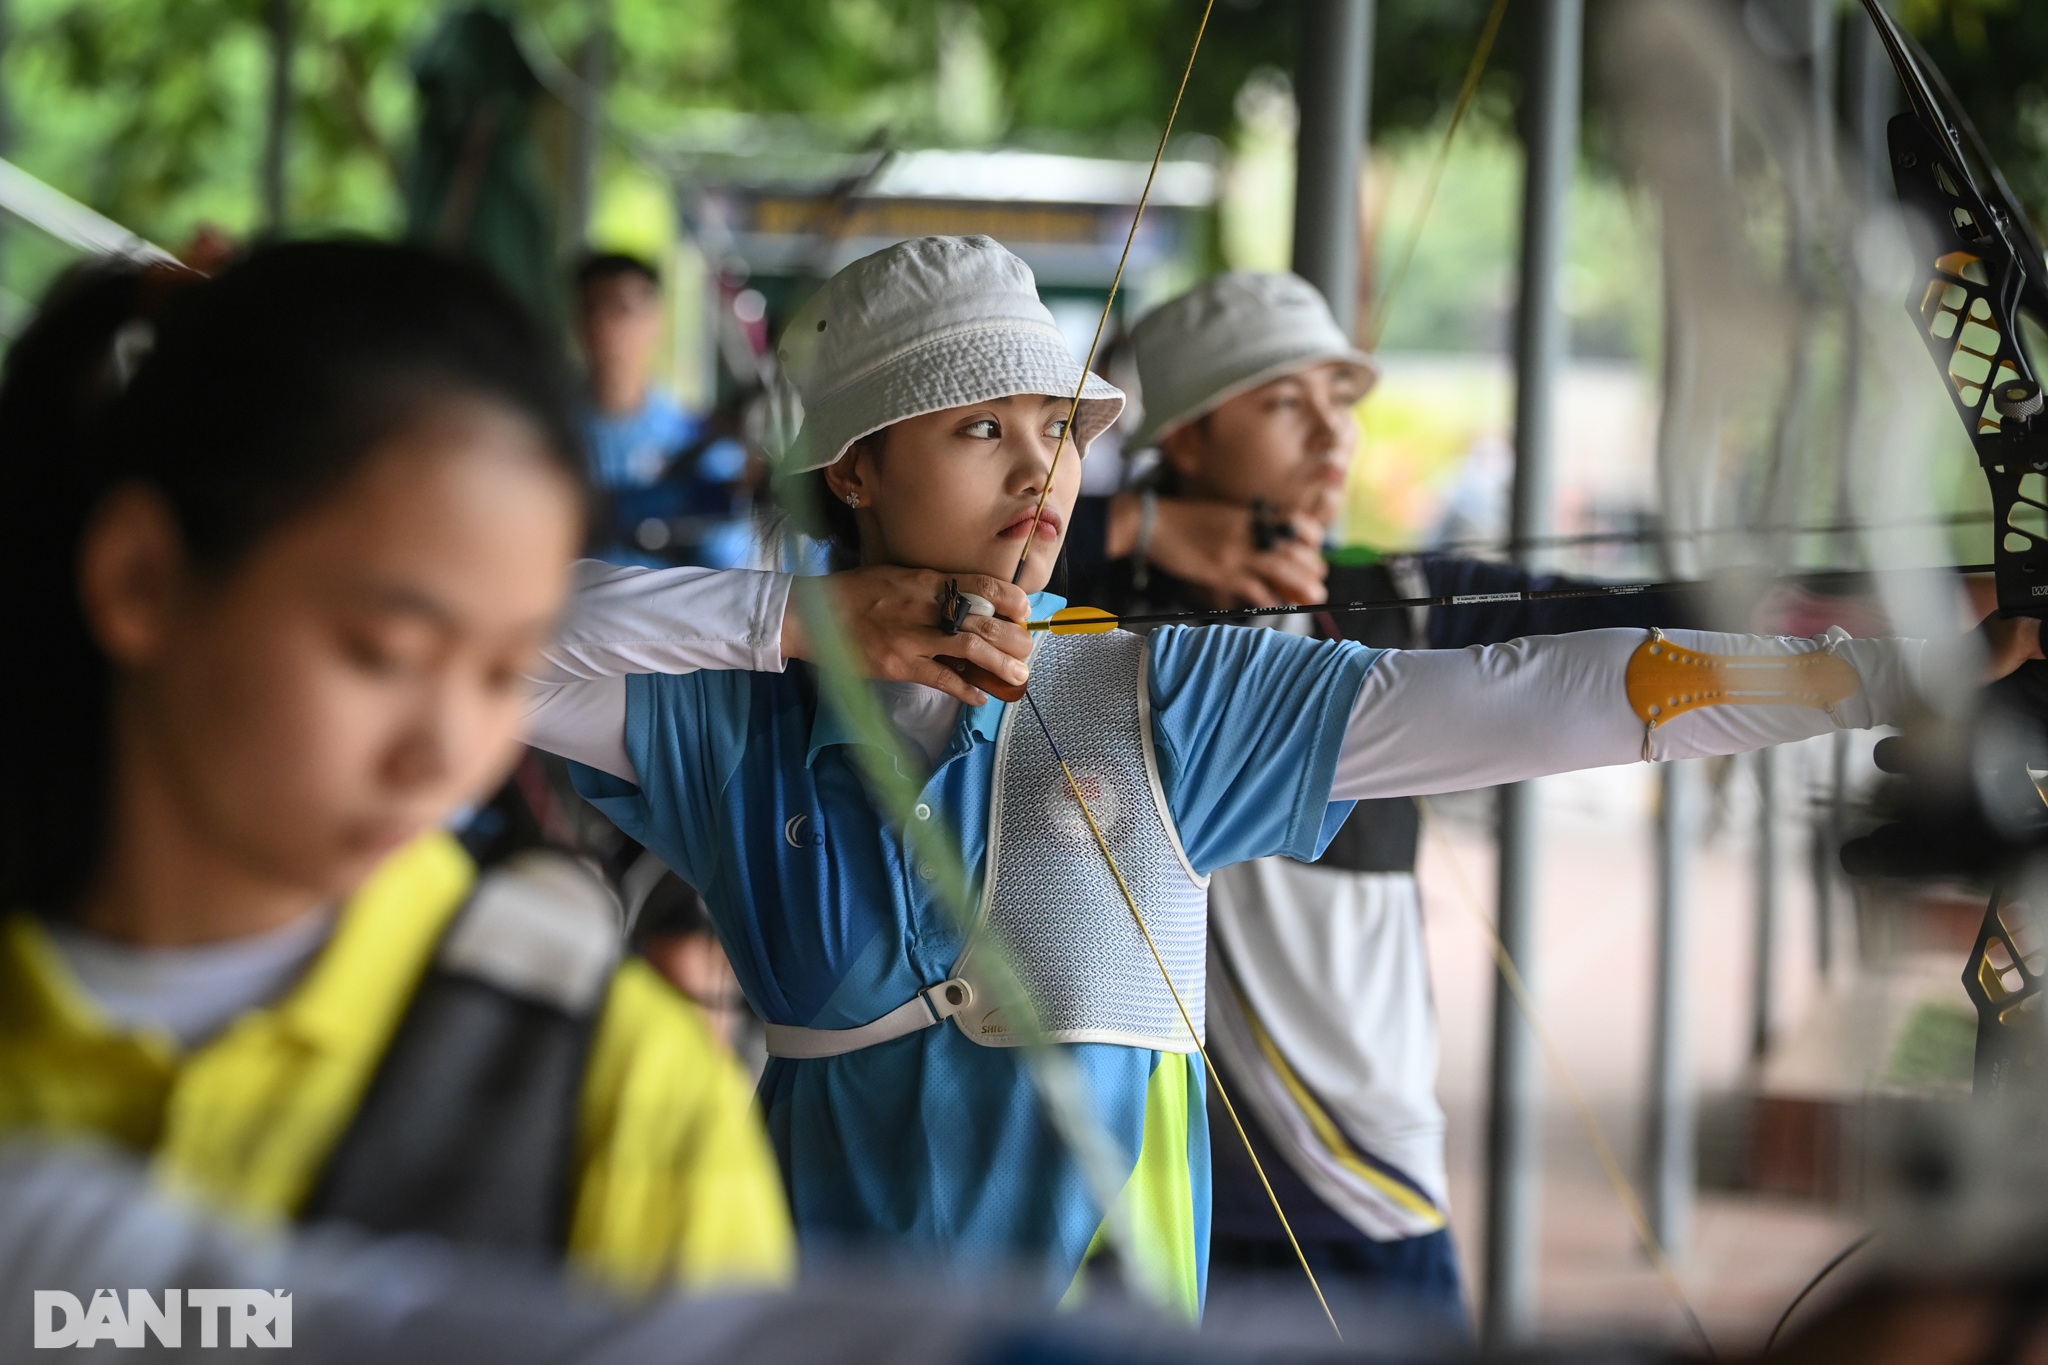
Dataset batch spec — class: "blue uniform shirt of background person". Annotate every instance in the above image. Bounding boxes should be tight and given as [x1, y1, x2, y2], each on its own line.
[570, 596, 1378, 1307]
[581, 392, 755, 568]
[583, 389, 700, 492]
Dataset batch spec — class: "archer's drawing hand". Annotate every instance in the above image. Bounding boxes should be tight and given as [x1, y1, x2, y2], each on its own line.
[781, 567, 1033, 706]
[1113, 494, 1329, 608]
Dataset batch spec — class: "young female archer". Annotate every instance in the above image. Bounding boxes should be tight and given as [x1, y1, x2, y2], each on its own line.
[526, 233, 2031, 1314]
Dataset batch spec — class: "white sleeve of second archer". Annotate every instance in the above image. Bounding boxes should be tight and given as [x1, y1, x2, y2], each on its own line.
[1329, 627, 1922, 802]
[521, 560, 795, 784]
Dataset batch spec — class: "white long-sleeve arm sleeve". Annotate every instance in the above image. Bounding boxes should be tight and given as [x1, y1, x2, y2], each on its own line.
[1330, 627, 1923, 800]
[522, 560, 793, 782]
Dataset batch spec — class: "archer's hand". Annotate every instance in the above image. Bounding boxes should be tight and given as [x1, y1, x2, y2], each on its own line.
[1980, 612, 2045, 682]
[1113, 495, 1330, 608]
[780, 567, 1033, 706]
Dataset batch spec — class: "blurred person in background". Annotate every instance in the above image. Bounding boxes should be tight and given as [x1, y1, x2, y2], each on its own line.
[0, 241, 793, 1296]
[630, 863, 756, 1062]
[575, 252, 754, 569]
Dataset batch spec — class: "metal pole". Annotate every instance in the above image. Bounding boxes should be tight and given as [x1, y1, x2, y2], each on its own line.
[566, 0, 612, 250]
[1820, 2, 1870, 989]
[1646, 760, 1699, 1254]
[1753, 757, 1785, 1064]
[1290, 0, 1374, 336]
[1751, 747, 1780, 1061]
[1807, 737, 1843, 981]
[1844, 1, 1897, 207]
[1483, 0, 1582, 1347]
[260, 0, 294, 234]
[1820, 731, 1850, 976]
[1486, 781, 1545, 1345]
[1806, 0, 1837, 203]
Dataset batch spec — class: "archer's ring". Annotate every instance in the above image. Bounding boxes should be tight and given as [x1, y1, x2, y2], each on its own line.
[939, 579, 997, 636]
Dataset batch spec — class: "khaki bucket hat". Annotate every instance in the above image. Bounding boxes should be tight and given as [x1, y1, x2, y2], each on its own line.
[774, 235, 1125, 473]
[1128, 271, 1377, 450]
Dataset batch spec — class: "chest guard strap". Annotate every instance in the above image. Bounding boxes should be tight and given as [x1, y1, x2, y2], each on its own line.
[301, 850, 620, 1254]
[761, 630, 1209, 1060]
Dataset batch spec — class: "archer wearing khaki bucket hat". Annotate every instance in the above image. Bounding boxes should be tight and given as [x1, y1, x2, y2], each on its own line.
[1065, 270, 1865, 1339]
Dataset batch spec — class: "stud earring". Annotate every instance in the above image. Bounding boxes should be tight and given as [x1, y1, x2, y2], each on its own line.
[844, 491, 861, 509]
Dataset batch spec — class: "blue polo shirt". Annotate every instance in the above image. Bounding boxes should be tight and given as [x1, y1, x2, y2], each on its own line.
[573, 599, 1377, 1307]
[581, 390, 700, 491]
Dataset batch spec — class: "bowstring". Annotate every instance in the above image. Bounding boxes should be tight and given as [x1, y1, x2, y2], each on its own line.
[1011, 0, 1217, 586]
[996, 0, 1342, 1335]
[1021, 693, 1344, 1341]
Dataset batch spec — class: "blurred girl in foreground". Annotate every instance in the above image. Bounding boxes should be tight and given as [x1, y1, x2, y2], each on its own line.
[0, 242, 794, 1292]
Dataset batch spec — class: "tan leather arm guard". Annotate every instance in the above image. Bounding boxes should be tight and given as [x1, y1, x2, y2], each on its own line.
[1626, 627, 1862, 759]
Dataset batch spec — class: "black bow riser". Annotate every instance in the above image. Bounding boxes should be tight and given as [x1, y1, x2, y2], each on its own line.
[1859, 0, 2048, 617]
[1888, 112, 2048, 618]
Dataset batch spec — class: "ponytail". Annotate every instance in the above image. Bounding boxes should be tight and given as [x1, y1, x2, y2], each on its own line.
[0, 240, 586, 913]
[0, 266, 161, 911]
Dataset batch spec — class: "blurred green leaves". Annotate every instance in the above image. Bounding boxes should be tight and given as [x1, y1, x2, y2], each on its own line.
[13, 0, 417, 239]
[2, 0, 1524, 248]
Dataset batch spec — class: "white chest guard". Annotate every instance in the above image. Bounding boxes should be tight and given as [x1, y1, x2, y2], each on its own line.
[947, 629, 1210, 1053]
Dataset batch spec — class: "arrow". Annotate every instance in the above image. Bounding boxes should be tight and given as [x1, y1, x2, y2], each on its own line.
[1029, 563, 1997, 634]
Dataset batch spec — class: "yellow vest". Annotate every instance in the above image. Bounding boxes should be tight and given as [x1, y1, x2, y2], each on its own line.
[0, 833, 793, 1295]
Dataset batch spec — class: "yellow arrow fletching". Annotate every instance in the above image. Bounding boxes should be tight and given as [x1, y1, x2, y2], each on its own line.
[1034, 606, 1120, 634]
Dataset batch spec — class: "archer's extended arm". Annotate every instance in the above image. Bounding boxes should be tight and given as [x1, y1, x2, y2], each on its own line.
[523, 561, 1036, 781]
[1329, 627, 1921, 801]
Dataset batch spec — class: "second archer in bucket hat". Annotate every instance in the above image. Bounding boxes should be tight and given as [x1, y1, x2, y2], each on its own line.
[521, 236, 1944, 1319]
[1066, 270, 1916, 1337]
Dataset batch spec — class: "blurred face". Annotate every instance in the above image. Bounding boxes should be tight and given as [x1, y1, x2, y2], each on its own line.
[82, 398, 582, 907]
[823, 394, 1079, 594]
[1158, 361, 1365, 528]
[577, 271, 663, 405]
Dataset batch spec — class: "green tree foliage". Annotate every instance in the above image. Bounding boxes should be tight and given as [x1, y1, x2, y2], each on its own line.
[11, 0, 418, 239]
[5, 0, 1521, 250]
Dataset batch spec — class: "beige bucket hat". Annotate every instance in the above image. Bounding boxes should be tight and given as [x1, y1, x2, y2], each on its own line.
[774, 235, 1125, 473]
[1128, 271, 1377, 450]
